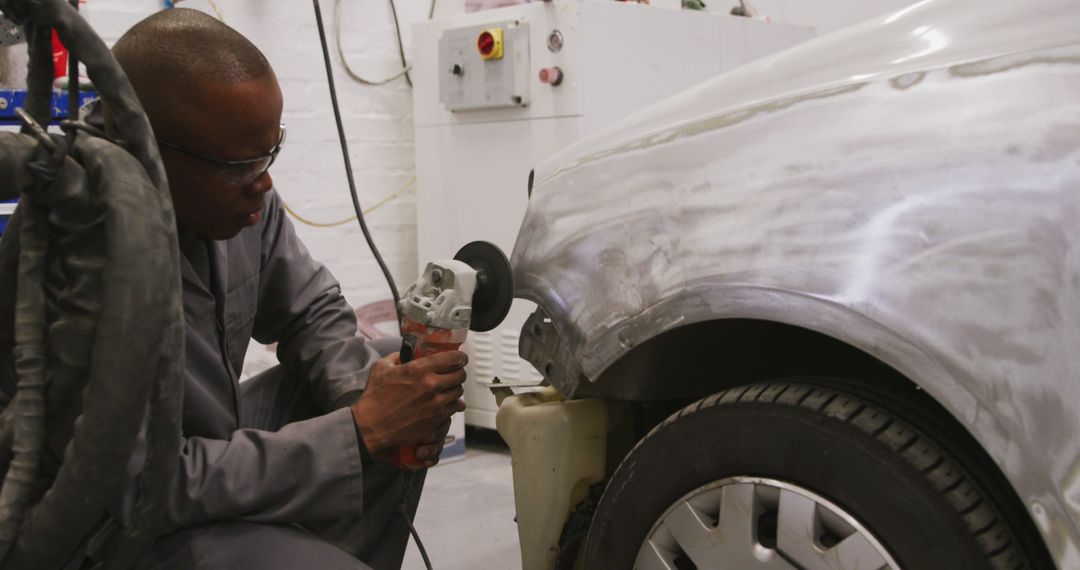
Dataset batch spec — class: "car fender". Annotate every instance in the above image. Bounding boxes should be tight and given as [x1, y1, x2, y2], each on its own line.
[511, 2, 1080, 561]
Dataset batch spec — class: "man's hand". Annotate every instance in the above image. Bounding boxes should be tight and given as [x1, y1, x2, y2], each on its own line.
[414, 418, 453, 467]
[350, 351, 467, 466]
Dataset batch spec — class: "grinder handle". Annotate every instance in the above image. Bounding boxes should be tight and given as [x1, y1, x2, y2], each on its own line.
[382, 323, 467, 469]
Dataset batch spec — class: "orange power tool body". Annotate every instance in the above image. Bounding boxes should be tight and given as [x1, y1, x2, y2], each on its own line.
[383, 241, 513, 469]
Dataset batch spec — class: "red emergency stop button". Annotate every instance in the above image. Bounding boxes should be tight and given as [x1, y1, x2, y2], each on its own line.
[478, 28, 504, 60]
[539, 66, 563, 86]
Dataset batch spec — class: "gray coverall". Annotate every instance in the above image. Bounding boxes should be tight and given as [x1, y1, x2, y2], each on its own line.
[128, 190, 422, 570]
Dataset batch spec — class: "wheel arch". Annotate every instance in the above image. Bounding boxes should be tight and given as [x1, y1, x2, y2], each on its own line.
[578, 314, 1056, 567]
[588, 317, 920, 403]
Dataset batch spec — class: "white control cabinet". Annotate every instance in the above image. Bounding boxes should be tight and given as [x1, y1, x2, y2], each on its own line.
[413, 0, 814, 429]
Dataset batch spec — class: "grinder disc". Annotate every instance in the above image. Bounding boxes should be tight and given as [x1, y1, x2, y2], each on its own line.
[454, 241, 514, 332]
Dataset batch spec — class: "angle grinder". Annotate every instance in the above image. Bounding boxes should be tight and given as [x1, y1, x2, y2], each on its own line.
[383, 240, 514, 469]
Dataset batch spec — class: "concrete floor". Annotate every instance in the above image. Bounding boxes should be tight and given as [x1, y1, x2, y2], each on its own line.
[401, 428, 522, 570]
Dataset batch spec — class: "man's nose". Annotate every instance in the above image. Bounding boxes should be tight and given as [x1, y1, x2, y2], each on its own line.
[245, 171, 274, 195]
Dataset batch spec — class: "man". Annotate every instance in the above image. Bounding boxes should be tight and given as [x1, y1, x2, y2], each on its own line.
[104, 9, 466, 569]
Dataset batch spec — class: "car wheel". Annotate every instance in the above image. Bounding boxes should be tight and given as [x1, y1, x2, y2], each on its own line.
[582, 381, 1045, 569]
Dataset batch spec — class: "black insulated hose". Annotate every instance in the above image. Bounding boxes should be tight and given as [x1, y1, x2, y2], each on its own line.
[0, 0, 184, 568]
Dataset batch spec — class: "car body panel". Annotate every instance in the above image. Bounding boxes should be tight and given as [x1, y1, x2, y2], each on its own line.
[510, 0, 1080, 564]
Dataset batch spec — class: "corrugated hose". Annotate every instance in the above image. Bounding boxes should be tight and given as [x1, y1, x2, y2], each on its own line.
[0, 0, 184, 568]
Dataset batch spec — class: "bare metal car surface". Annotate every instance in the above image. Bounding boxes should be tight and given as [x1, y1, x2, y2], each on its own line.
[510, 0, 1080, 566]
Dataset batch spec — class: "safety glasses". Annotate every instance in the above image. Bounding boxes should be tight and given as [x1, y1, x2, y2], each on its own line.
[156, 124, 286, 187]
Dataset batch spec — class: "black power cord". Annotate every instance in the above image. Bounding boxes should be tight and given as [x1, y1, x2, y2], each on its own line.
[399, 473, 434, 570]
[314, 2, 431, 568]
[312, 0, 402, 325]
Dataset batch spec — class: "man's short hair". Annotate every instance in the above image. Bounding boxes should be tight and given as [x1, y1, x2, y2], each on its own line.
[113, 8, 272, 91]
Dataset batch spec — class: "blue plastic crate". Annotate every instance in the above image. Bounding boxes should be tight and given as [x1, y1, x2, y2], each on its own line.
[0, 89, 99, 124]
[0, 199, 16, 236]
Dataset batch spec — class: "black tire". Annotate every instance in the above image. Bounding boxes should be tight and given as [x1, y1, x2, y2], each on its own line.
[583, 381, 1051, 569]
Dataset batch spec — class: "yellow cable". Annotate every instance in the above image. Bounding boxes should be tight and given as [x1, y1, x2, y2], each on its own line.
[206, 0, 224, 20]
[282, 175, 415, 228]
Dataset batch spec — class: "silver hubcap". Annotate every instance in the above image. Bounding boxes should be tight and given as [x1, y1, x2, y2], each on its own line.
[635, 477, 900, 570]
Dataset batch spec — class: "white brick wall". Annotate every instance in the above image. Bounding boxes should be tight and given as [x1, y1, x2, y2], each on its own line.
[86, 0, 455, 311]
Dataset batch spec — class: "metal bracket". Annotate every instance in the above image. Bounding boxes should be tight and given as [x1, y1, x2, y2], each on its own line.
[477, 376, 544, 407]
[15, 106, 57, 152]
[519, 307, 586, 397]
[475, 376, 544, 389]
